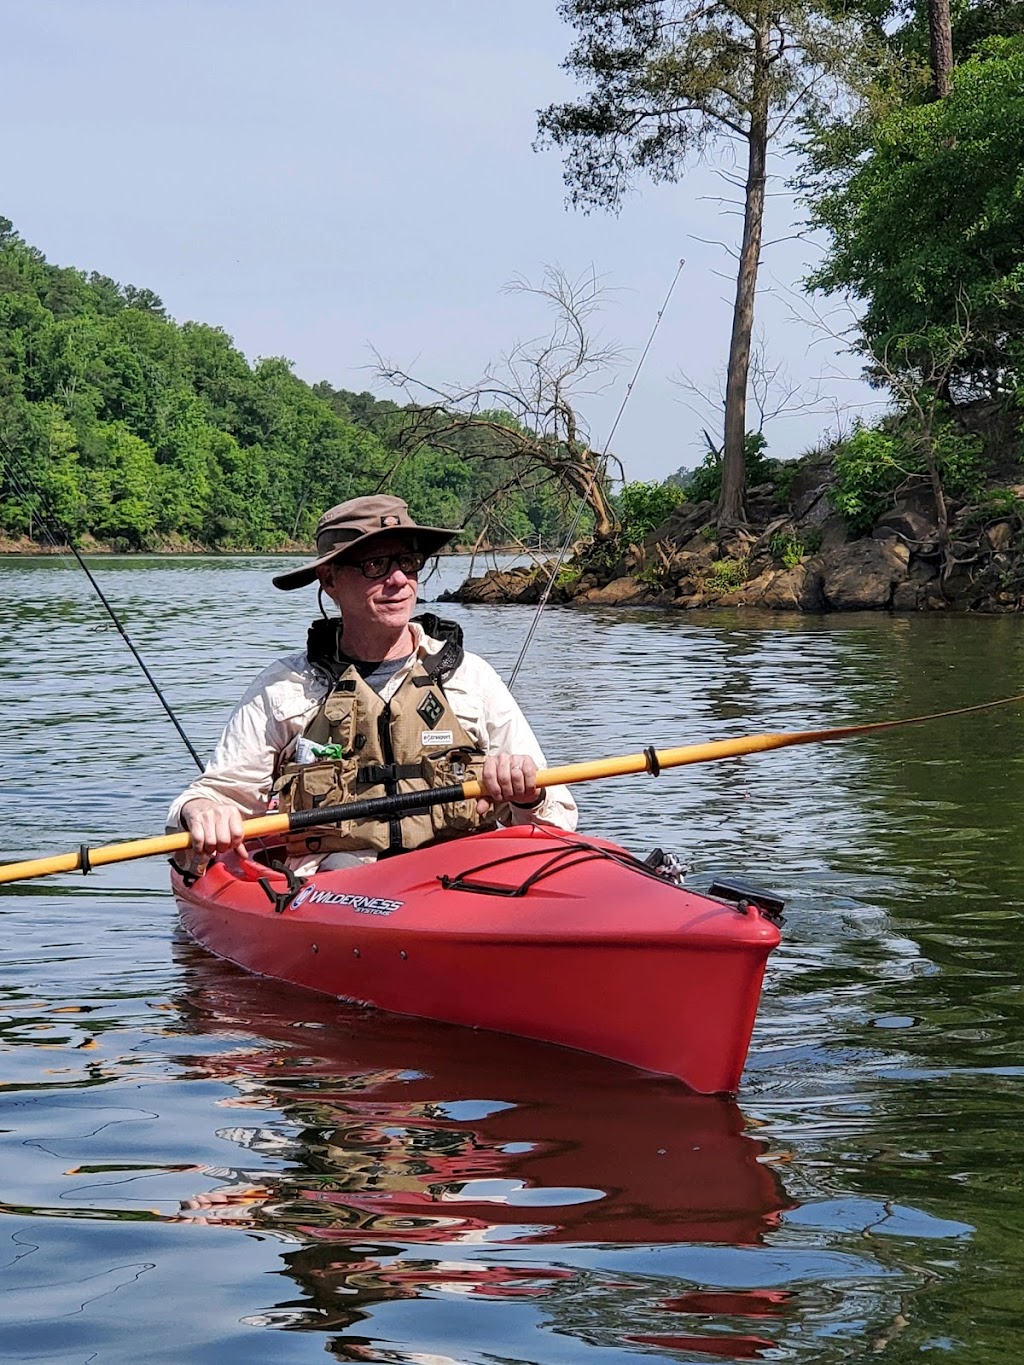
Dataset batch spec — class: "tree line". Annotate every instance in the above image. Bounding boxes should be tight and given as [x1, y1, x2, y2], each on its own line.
[0, 219, 585, 553]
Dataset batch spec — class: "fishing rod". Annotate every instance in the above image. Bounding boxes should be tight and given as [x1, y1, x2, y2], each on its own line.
[3, 691, 1022, 885]
[508, 257, 686, 689]
[0, 437, 205, 771]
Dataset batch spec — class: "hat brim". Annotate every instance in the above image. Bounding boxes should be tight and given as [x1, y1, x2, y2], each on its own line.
[272, 525, 458, 591]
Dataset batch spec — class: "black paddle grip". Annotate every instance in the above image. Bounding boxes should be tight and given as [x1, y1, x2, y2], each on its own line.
[284, 782, 470, 832]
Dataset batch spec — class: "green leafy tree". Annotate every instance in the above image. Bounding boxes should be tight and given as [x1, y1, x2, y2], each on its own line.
[807, 37, 1024, 398]
[78, 422, 161, 548]
[0, 219, 597, 552]
[0, 403, 85, 540]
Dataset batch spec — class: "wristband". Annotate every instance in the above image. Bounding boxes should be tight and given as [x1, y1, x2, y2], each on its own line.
[510, 794, 544, 810]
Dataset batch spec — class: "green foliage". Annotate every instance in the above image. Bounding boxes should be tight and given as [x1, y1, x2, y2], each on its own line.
[634, 563, 663, 586]
[830, 425, 908, 535]
[830, 419, 987, 535]
[0, 220, 589, 552]
[807, 37, 1024, 396]
[885, 0, 1024, 70]
[538, 1, 870, 213]
[972, 485, 1021, 515]
[688, 432, 772, 505]
[931, 424, 987, 501]
[538, 1, 873, 519]
[771, 529, 821, 567]
[970, 487, 1024, 521]
[706, 556, 750, 590]
[0, 218, 391, 550]
[614, 480, 686, 544]
[769, 532, 812, 569]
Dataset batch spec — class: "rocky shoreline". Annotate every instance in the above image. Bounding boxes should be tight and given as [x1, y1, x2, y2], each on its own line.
[443, 456, 1024, 614]
[10, 457, 1024, 614]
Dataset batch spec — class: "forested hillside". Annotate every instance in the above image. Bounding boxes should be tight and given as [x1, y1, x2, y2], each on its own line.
[0, 220, 572, 551]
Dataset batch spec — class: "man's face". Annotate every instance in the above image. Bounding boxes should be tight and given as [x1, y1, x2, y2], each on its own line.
[319, 535, 421, 635]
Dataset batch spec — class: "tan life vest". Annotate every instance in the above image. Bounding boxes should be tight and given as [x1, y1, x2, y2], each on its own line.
[271, 618, 498, 857]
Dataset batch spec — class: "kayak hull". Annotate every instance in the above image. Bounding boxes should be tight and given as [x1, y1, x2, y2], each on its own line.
[172, 825, 781, 1093]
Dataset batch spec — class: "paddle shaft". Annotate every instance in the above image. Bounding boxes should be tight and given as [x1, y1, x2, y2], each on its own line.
[2, 691, 1022, 885]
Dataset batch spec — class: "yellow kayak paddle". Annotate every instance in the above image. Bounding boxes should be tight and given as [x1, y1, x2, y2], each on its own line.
[1, 692, 1021, 886]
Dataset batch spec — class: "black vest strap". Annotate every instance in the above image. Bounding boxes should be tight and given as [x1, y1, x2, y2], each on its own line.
[357, 762, 424, 786]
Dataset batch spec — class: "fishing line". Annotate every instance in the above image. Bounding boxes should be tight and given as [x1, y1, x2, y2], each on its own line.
[0, 438, 205, 771]
[507, 257, 686, 689]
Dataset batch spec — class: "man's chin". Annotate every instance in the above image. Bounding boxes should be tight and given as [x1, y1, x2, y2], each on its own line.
[374, 602, 414, 626]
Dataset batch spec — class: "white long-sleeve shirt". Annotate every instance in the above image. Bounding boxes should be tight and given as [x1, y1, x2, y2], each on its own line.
[167, 622, 578, 848]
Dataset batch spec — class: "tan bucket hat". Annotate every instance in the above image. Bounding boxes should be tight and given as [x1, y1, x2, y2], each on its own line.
[272, 494, 458, 591]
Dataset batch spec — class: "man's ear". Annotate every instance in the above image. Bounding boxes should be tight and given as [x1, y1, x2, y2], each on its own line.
[316, 562, 338, 596]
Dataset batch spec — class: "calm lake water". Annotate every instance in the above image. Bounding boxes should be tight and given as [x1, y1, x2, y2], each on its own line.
[2, 552, 1024, 1363]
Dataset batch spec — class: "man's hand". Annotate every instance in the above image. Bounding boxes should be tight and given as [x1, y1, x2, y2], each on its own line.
[181, 798, 247, 857]
[477, 753, 541, 814]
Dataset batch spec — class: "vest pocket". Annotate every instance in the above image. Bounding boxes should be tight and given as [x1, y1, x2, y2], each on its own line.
[277, 760, 348, 811]
[422, 752, 498, 840]
[319, 693, 359, 752]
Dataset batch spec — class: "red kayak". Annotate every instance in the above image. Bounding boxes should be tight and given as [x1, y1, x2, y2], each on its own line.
[172, 824, 783, 1093]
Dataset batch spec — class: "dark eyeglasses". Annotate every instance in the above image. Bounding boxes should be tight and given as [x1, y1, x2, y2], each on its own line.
[344, 551, 426, 581]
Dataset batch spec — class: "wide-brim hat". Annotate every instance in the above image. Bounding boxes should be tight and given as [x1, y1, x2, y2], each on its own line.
[272, 494, 458, 591]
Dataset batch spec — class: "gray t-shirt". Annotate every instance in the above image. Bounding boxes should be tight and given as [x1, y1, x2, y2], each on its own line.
[352, 652, 415, 694]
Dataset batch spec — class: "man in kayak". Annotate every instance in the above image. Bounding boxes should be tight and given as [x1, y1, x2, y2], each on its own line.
[169, 494, 577, 870]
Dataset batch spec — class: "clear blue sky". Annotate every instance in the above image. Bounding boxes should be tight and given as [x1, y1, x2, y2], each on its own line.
[4, 0, 878, 480]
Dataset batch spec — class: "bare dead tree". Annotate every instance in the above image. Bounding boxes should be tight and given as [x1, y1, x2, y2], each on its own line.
[374, 266, 624, 543]
[673, 327, 841, 454]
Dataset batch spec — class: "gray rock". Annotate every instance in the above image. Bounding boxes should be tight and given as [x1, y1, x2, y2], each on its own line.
[573, 576, 654, 606]
[892, 581, 924, 611]
[444, 566, 542, 604]
[787, 455, 835, 507]
[873, 507, 938, 547]
[759, 564, 825, 611]
[792, 483, 830, 523]
[985, 521, 1014, 552]
[820, 539, 910, 610]
[714, 569, 776, 607]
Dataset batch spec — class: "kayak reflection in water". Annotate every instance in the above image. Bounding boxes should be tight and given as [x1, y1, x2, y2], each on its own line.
[166, 959, 795, 1352]
[168, 495, 576, 872]
[169, 955, 793, 1250]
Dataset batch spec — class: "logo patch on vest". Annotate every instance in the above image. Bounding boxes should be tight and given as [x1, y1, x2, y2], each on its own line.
[421, 729, 454, 746]
[417, 690, 445, 728]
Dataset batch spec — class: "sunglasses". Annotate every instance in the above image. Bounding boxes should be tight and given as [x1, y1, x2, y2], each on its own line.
[344, 551, 426, 581]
